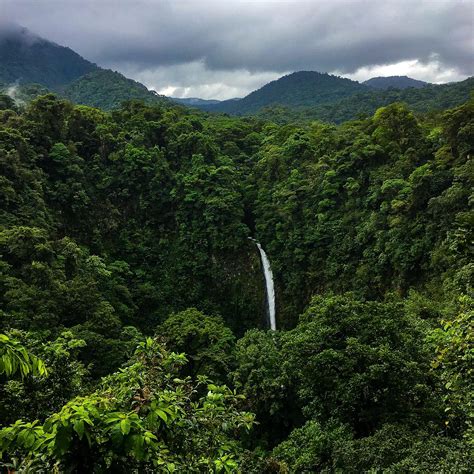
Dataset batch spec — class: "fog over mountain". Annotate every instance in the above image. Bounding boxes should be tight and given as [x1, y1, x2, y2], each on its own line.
[1, 0, 472, 99]
[0, 23, 97, 88]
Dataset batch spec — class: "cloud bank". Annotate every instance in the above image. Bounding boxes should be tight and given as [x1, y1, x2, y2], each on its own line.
[1, 0, 473, 99]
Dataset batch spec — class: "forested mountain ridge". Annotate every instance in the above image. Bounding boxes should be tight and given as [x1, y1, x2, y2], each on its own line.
[364, 75, 429, 89]
[254, 76, 474, 123]
[0, 25, 98, 88]
[202, 71, 369, 114]
[183, 72, 472, 124]
[0, 26, 166, 110]
[0, 90, 472, 471]
[1, 26, 471, 122]
[171, 97, 222, 106]
[62, 69, 168, 110]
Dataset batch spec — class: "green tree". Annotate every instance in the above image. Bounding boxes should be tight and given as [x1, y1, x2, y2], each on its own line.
[281, 295, 434, 434]
[158, 308, 235, 382]
[0, 338, 254, 472]
[431, 295, 474, 443]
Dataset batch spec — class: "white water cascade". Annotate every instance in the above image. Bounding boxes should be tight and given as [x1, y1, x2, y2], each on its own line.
[251, 239, 276, 330]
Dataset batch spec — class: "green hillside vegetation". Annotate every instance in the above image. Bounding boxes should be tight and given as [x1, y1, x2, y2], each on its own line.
[2, 29, 471, 123]
[0, 27, 98, 88]
[205, 71, 369, 114]
[0, 29, 167, 111]
[0, 73, 167, 112]
[0, 93, 472, 471]
[62, 69, 168, 110]
[255, 76, 474, 123]
[364, 75, 429, 89]
[0, 83, 50, 108]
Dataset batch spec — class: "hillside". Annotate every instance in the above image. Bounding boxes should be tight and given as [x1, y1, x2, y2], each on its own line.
[204, 71, 369, 114]
[0, 25, 166, 110]
[0, 82, 50, 105]
[252, 76, 474, 123]
[364, 75, 429, 89]
[0, 25, 98, 88]
[62, 69, 167, 110]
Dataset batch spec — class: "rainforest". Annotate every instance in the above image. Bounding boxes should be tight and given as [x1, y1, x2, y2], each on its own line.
[0, 87, 472, 472]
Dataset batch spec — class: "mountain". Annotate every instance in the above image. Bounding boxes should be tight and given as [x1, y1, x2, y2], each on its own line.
[171, 97, 222, 107]
[62, 69, 166, 110]
[254, 76, 474, 124]
[0, 25, 98, 89]
[1, 26, 471, 120]
[364, 75, 429, 89]
[203, 71, 369, 114]
[0, 24, 166, 110]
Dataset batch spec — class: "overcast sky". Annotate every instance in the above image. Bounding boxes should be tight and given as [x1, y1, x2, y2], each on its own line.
[1, 0, 473, 99]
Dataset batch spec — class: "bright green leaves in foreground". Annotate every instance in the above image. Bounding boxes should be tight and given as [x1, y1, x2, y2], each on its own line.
[0, 338, 255, 472]
[0, 333, 47, 379]
[431, 295, 474, 444]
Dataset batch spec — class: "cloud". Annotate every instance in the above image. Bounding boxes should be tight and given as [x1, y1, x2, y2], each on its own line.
[0, 20, 41, 46]
[341, 56, 469, 85]
[118, 61, 285, 100]
[1, 0, 473, 98]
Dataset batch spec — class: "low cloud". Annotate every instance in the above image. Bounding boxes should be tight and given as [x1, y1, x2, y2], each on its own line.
[118, 61, 285, 100]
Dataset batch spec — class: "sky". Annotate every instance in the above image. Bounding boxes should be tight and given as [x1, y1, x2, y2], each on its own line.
[1, 0, 473, 99]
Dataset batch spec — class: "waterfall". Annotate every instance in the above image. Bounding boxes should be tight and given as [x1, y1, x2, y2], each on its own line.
[250, 239, 276, 330]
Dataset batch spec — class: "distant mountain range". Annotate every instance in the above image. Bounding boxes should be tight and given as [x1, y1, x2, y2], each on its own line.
[251, 76, 474, 124]
[172, 75, 432, 111]
[194, 72, 471, 122]
[200, 71, 369, 114]
[0, 26, 472, 121]
[363, 75, 429, 89]
[171, 97, 222, 106]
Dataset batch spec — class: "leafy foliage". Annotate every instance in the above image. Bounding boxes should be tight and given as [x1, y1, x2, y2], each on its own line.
[158, 308, 236, 382]
[0, 87, 472, 471]
[0, 333, 47, 379]
[0, 338, 254, 472]
[431, 295, 474, 444]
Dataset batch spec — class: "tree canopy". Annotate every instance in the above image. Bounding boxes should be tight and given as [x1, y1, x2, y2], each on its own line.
[0, 91, 472, 471]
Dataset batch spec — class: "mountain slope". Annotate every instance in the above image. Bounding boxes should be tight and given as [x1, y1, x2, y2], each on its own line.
[0, 25, 98, 89]
[254, 76, 474, 124]
[205, 71, 369, 114]
[364, 75, 429, 89]
[62, 69, 167, 110]
[0, 25, 169, 110]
